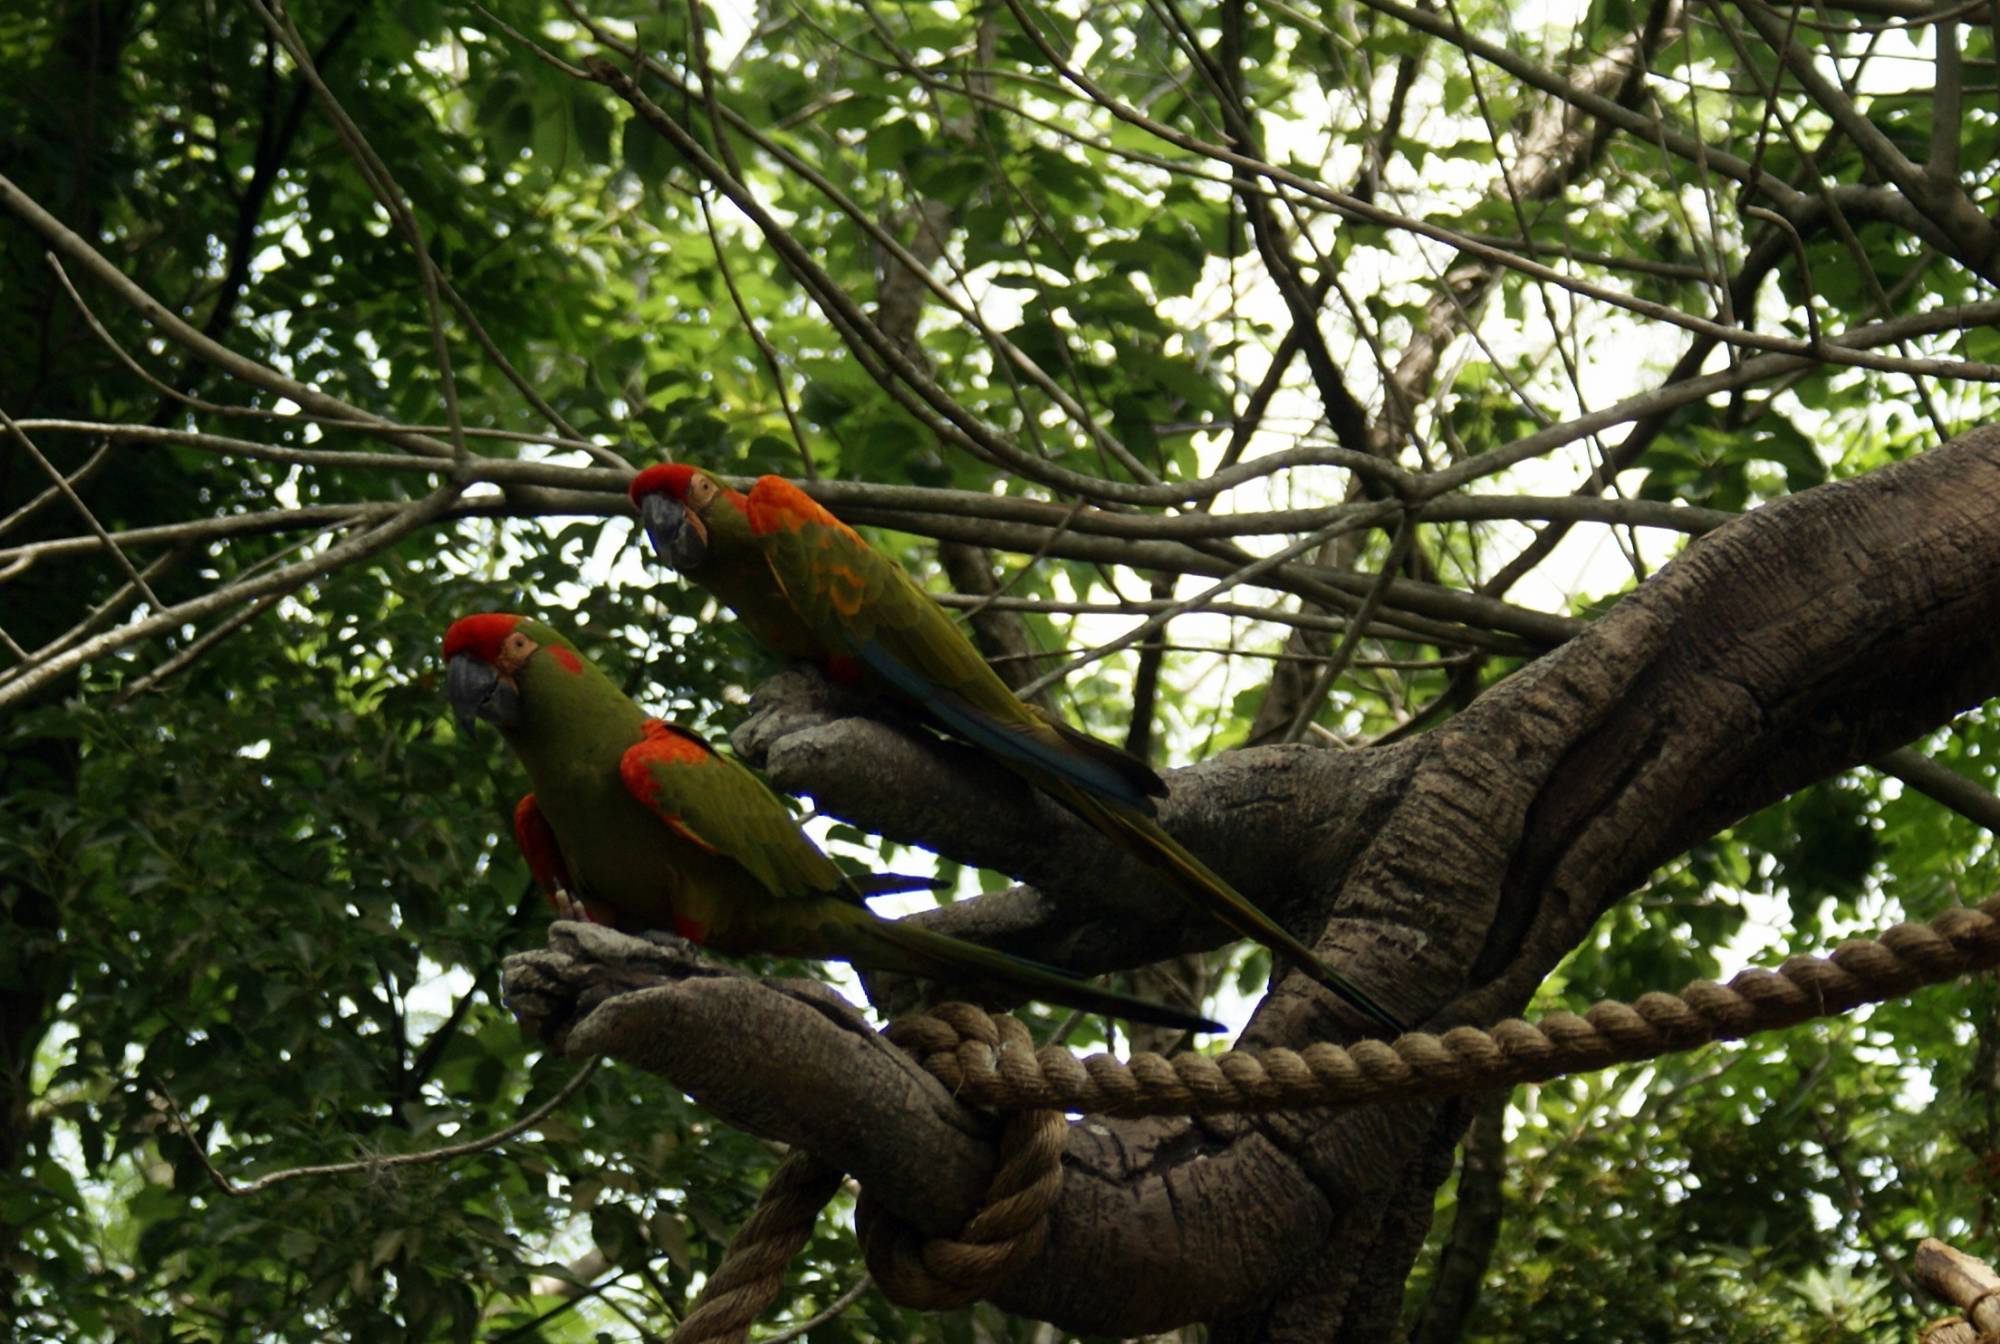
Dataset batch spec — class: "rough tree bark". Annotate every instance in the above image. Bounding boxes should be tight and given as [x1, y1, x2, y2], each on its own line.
[1408, 1089, 1511, 1344]
[505, 427, 2000, 1339]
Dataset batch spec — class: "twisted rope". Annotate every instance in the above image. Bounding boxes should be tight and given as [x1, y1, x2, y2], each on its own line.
[663, 1108, 1065, 1343]
[886, 895, 2000, 1116]
[855, 1107, 1067, 1310]
[667, 1151, 844, 1344]
[665, 895, 2000, 1340]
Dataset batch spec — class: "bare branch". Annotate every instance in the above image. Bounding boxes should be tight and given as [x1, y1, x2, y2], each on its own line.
[0, 411, 160, 609]
[0, 170, 454, 459]
[243, 0, 469, 460]
[0, 477, 467, 712]
[159, 1060, 599, 1197]
[1281, 512, 1417, 741]
[572, 28, 1157, 486]
[1015, 509, 1393, 698]
[755, 1274, 874, 1344]
[1001, 0, 2000, 369]
[1875, 747, 2000, 834]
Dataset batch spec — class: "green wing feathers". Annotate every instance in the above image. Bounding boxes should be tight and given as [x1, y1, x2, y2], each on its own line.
[744, 476, 1165, 811]
[617, 719, 851, 902]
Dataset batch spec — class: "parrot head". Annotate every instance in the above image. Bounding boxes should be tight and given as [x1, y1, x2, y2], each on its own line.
[442, 612, 555, 732]
[629, 463, 722, 573]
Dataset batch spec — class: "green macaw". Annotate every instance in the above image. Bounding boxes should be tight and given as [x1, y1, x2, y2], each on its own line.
[443, 611, 1218, 1032]
[628, 466, 1405, 1035]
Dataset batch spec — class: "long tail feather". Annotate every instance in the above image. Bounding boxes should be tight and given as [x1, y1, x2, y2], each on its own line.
[847, 916, 1222, 1034]
[848, 871, 950, 898]
[854, 640, 1162, 812]
[1075, 793, 1406, 1036]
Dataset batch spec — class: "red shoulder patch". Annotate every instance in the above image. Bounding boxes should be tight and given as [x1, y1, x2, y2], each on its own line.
[619, 722, 722, 858]
[443, 613, 521, 663]
[630, 462, 697, 505]
[636, 718, 713, 761]
[673, 913, 710, 943]
[746, 476, 860, 542]
[512, 794, 571, 898]
[546, 646, 582, 675]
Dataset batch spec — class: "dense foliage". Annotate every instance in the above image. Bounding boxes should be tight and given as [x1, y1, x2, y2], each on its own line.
[4, 0, 1999, 1339]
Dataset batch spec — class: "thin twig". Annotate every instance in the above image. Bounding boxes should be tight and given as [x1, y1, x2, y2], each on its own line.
[159, 1058, 599, 1197]
[754, 1273, 874, 1344]
[1016, 508, 1396, 699]
[0, 477, 467, 712]
[0, 408, 164, 610]
[1002, 0, 2000, 379]
[243, 0, 469, 461]
[1283, 511, 1418, 742]
[0, 548, 187, 689]
[0, 437, 110, 543]
[698, 193, 815, 478]
[111, 588, 291, 706]
[0, 171, 456, 460]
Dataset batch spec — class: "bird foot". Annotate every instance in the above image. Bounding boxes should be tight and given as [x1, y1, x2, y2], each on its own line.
[548, 884, 590, 923]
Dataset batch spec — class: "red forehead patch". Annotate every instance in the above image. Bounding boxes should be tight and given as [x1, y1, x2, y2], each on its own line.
[442, 612, 522, 663]
[629, 463, 698, 505]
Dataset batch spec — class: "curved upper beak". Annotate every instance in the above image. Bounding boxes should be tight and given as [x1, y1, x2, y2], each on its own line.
[639, 491, 708, 573]
[446, 652, 521, 732]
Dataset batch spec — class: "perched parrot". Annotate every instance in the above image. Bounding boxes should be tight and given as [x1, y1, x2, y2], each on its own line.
[442, 611, 1219, 1032]
[628, 465, 1405, 1036]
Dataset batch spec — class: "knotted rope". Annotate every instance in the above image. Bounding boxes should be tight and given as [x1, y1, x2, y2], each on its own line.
[666, 894, 2000, 1341]
[668, 1109, 1064, 1342]
[854, 1107, 1067, 1309]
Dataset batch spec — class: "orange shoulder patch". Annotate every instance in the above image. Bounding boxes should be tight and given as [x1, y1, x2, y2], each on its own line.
[746, 476, 861, 543]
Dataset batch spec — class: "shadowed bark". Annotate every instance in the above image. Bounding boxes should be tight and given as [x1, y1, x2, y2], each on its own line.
[507, 427, 2000, 1339]
[1409, 1089, 1511, 1344]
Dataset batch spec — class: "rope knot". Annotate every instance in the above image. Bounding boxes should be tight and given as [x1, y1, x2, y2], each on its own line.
[856, 1102, 1065, 1310]
[863, 1004, 1064, 1308]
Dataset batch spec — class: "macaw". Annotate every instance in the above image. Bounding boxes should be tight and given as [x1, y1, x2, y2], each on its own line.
[443, 612, 1219, 1033]
[628, 466, 1405, 1035]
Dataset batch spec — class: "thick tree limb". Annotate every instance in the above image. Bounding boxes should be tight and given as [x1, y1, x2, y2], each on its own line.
[1408, 1090, 1510, 1344]
[528, 424, 2000, 1338]
[504, 923, 998, 1231]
